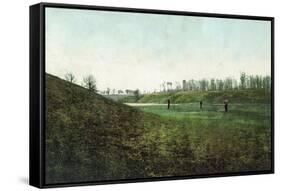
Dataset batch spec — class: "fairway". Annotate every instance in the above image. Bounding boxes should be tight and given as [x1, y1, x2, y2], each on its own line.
[135, 102, 271, 121]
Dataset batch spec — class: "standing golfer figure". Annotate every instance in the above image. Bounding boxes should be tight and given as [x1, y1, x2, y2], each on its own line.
[200, 100, 203, 109]
[224, 100, 228, 112]
[167, 99, 170, 110]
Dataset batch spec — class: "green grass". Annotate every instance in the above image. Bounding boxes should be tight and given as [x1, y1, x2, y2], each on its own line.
[138, 103, 271, 120]
[45, 73, 272, 184]
[138, 89, 271, 104]
[134, 103, 271, 174]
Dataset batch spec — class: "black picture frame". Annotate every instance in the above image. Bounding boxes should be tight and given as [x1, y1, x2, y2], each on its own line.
[30, 2, 274, 188]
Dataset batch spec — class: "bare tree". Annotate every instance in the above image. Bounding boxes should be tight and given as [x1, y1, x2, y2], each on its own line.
[182, 80, 187, 91]
[199, 79, 208, 91]
[224, 77, 233, 90]
[106, 87, 110, 95]
[83, 75, 97, 92]
[255, 75, 263, 89]
[210, 79, 216, 91]
[216, 79, 224, 91]
[161, 82, 167, 92]
[188, 79, 196, 91]
[240, 72, 247, 90]
[175, 81, 181, 91]
[232, 79, 238, 90]
[167, 82, 173, 91]
[64, 72, 76, 83]
[262, 76, 271, 92]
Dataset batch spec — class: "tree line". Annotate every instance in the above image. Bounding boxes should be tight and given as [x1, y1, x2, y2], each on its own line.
[64, 72, 271, 95]
[64, 72, 141, 96]
[160, 72, 271, 93]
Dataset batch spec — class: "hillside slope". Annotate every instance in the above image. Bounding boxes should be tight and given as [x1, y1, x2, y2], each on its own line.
[46, 74, 146, 183]
[45, 74, 194, 184]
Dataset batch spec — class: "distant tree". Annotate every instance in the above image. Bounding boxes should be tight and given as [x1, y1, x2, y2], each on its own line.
[83, 75, 97, 92]
[224, 77, 233, 90]
[262, 76, 271, 92]
[188, 79, 196, 91]
[112, 89, 116, 95]
[210, 79, 216, 91]
[244, 73, 249, 89]
[240, 72, 247, 89]
[255, 75, 263, 89]
[162, 82, 167, 92]
[187, 80, 192, 91]
[159, 82, 166, 92]
[216, 79, 224, 91]
[106, 87, 110, 95]
[134, 89, 140, 100]
[64, 72, 76, 83]
[182, 80, 187, 91]
[195, 81, 200, 91]
[118, 90, 124, 94]
[206, 80, 210, 90]
[199, 79, 208, 91]
[175, 81, 181, 91]
[125, 89, 130, 94]
[249, 75, 256, 89]
[167, 82, 173, 91]
[232, 79, 238, 90]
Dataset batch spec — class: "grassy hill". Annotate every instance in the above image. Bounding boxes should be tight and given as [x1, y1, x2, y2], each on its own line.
[137, 89, 271, 104]
[46, 74, 195, 184]
[45, 74, 271, 184]
[46, 74, 148, 183]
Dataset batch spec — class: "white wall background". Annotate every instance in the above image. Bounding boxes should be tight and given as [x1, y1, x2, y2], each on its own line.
[0, 0, 279, 190]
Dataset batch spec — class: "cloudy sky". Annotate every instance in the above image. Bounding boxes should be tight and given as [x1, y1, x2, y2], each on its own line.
[46, 7, 271, 92]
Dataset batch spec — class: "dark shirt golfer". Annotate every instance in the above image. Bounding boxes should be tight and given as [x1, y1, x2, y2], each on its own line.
[167, 99, 170, 110]
[224, 100, 228, 112]
[200, 100, 203, 109]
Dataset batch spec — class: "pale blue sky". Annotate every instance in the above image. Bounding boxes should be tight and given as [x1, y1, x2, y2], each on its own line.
[46, 7, 271, 92]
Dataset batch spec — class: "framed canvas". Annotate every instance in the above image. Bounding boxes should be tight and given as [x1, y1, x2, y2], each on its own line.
[30, 2, 274, 188]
